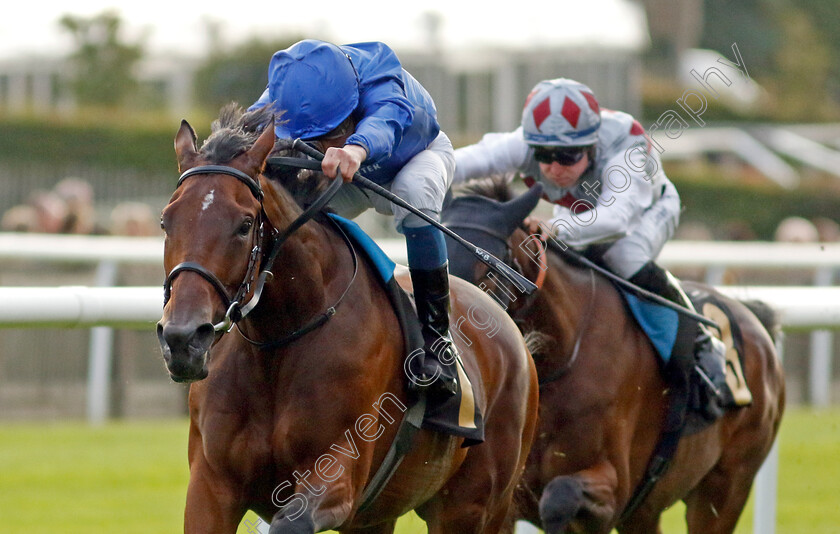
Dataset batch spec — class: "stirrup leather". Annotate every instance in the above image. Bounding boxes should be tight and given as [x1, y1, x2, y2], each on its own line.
[666, 272, 751, 407]
[701, 302, 752, 406]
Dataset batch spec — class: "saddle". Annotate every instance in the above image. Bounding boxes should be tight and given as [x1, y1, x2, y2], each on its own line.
[683, 286, 753, 432]
[327, 214, 485, 445]
[616, 281, 752, 433]
[617, 280, 753, 520]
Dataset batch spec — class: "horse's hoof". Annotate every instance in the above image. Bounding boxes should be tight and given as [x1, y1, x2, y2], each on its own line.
[540, 476, 584, 533]
[268, 511, 315, 534]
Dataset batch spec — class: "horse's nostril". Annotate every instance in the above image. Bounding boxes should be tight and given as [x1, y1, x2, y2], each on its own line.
[162, 323, 197, 352]
[194, 323, 216, 349]
[156, 322, 169, 360]
[159, 320, 215, 353]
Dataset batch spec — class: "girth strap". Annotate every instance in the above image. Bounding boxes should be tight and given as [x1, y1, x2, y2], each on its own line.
[356, 393, 427, 513]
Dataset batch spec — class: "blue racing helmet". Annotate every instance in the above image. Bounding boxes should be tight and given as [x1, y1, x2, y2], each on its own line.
[267, 40, 360, 140]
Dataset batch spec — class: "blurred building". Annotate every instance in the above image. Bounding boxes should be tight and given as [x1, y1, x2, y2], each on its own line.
[0, 48, 645, 143]
[0, 2, 649, 143]
[0, 56, 74, 114]
[640, 0, 704, 76]
[404, 46, 644, 144]
[0, 53, 195, 118]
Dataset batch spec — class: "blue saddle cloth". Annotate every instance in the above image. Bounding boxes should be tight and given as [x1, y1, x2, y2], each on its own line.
[327, 214, 484, 445]
[327, 213, 397, 282]
[616, 288, 680, 365]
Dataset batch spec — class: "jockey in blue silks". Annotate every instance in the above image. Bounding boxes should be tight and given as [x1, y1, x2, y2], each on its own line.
[250, 39, 458, 400]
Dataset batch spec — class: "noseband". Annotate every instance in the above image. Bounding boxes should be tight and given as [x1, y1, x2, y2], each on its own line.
[163, 162, 344, 334]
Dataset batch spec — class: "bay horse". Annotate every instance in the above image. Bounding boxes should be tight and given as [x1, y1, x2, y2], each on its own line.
[441, 179, 786, 534]
[156, 106, 539, 533]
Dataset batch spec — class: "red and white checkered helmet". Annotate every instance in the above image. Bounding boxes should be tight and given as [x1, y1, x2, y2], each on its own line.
[521, 78, 601, 147]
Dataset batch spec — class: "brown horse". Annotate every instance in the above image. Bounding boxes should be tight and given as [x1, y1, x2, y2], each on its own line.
[441, 180, 786, 534]
[156, 107, 539, 533]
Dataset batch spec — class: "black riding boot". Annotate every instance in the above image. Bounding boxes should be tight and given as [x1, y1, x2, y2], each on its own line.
[630, 262, 734, 419]
[410, 264, 459, 400]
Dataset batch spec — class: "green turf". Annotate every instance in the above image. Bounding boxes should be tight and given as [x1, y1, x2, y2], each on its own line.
[0, 408, 837, 533]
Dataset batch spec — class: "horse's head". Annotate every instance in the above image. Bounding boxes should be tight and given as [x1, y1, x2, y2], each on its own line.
[442, 179, 544, 309]
[157, 106, 277, 382]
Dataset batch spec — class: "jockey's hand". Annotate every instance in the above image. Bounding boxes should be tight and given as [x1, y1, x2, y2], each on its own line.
[523, 216, 548, 238]
[322, 144, 367, 183]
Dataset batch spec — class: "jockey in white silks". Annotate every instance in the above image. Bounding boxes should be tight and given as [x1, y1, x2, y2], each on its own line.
[454, 77, 737, 413]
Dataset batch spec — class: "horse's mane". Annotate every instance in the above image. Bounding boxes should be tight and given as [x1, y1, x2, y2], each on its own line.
[201, 103, 274, 163]
[201, 103, 330, 207]
[452, 175, 516, 202]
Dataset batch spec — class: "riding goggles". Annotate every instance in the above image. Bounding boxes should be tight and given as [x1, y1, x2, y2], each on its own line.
[532, 145, 589, 166]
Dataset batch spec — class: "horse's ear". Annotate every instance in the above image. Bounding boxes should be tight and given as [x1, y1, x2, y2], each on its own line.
[244, 117, 276, 173]
[175, 120, 198, 171]
[502, 183, 544, 231]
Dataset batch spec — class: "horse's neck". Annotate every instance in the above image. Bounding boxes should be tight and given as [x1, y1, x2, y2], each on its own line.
[529, 252, 596, 352]
[247, 219, 341, 337]
[509, 232, 592, 328]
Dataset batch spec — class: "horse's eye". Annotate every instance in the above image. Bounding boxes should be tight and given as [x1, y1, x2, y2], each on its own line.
[237, 219, 253, 236]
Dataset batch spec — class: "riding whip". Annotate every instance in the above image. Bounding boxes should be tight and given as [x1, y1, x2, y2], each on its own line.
[544, 239, 720, 329]
[284, 139, 539, 296]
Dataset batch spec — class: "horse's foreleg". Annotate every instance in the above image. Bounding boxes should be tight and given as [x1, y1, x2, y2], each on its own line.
[340, 521, 397, 534]
[417, 436, 520, 534]
[683, 464, 755, 534]
[269, 468, 357, 534]
[184, 461, 245, 533]
[539, 461, 619, 534]
[616, 514, 663, 534]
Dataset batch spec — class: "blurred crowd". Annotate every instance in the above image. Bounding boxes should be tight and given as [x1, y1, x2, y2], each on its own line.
[0, 178, 160, 237]
[675, 216, 840, 244]
[3, 178, 839, 245]
[673, 215, 840, 286]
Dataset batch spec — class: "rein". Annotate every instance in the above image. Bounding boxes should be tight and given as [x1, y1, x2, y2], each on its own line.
[544, 239, 721, 330]
[163, 161, 345, 342]
[235, 215, 359, 350]
[292, 139, 539, 296]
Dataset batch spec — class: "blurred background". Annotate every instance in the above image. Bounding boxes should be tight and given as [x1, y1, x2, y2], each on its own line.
[0, 1, 838, 532]
[2, 0, 839, 416]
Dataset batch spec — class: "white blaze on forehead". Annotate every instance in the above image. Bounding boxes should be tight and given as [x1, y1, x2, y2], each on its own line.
[201, 190, 215, 211]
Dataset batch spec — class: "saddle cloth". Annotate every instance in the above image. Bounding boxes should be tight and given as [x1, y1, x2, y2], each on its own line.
[687, 287, 753, 407]
[327, 214, 484, 445]
[616, 283, 752, 413]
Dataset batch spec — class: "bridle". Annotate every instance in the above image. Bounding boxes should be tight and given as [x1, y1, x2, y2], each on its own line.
[162, 161, 350, 345]
[163, 165, 267, 332]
